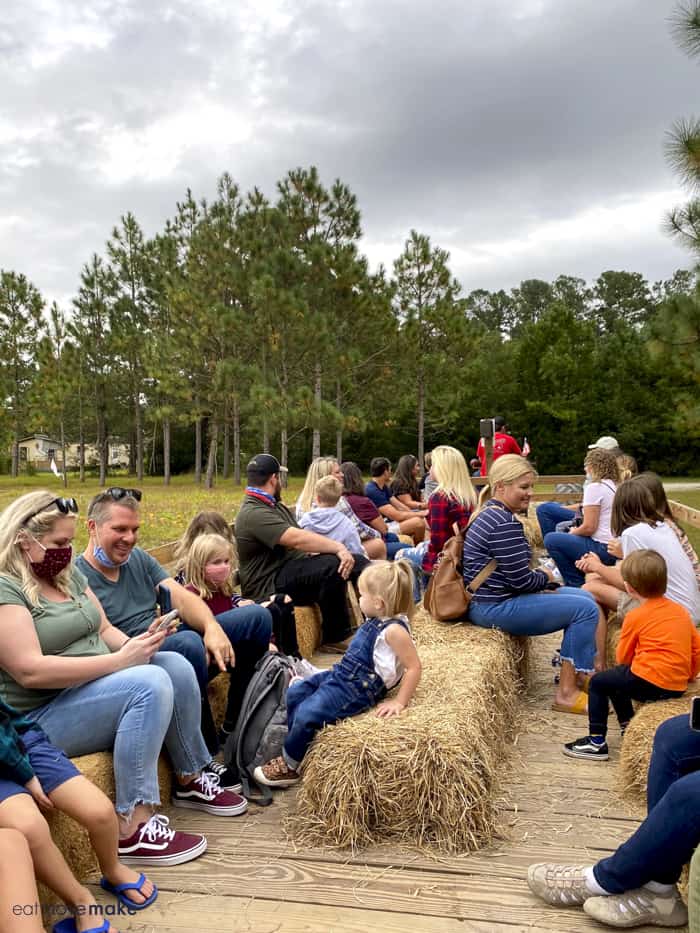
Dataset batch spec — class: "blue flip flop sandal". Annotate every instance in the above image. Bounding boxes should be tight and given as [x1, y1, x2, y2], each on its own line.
[52, 919, 110, 933]
[100, 872, 158, 911]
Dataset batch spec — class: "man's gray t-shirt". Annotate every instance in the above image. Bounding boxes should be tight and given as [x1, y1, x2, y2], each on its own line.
[76, 549, 169, 637]
[234, 496, 304, 601]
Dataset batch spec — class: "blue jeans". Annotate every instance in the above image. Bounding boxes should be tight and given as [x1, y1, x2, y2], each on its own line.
[536, 502, 577, 538]
[283, 667, 384, 768]
[468, 588, 598, 672]
[595, 715, 700, 891]
[385, 533, 412, 561]
[543, 532, 616, 587]
[165, 604, 272, 746]
[31, 651, 211, 816]
[392, 541, 428, 599]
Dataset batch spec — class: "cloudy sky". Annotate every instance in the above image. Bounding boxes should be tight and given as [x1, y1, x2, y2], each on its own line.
[1, 0, 697, 307]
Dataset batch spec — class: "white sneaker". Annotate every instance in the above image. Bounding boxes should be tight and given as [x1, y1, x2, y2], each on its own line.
[583, 887, 688, 928]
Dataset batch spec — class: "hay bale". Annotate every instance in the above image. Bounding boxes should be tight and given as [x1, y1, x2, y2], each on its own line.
[605, 614, 622, 669]
[39, 752, 173, 902]
[517, 504, 544, 552]
[618, 686, 700, 808]
[290, 610, 527, 853]
[295, 604, 323, 659]
[209, 673, 228, 728]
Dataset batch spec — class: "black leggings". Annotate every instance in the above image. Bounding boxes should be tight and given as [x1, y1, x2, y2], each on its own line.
[589, 664, 683, 736]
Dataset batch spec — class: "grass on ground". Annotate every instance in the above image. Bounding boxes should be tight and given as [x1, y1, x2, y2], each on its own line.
[0, 473, 698, 552]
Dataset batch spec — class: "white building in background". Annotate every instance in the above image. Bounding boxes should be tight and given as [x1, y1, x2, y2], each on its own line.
[16, 435, 130, 471]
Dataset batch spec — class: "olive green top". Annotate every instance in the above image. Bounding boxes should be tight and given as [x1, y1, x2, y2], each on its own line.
[0, 568, 110, 713]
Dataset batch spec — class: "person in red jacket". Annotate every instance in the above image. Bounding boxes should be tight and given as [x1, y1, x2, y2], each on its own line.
[563, 548, 700, 761]
[476, 416, 522, 476]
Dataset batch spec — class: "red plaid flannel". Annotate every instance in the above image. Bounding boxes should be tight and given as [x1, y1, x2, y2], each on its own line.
[423, 493, 472, 573]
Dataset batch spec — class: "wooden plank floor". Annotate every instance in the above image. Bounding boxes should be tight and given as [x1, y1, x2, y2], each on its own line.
[89, 635, 669, 932]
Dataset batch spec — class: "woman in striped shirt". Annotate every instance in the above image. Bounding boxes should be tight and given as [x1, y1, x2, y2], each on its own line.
[463, 455, 599, 715]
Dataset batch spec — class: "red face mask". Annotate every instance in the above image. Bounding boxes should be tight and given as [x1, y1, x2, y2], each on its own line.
[30, 542, 73, 580]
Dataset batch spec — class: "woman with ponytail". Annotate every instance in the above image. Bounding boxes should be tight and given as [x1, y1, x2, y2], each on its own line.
[463, 456, 599, 714]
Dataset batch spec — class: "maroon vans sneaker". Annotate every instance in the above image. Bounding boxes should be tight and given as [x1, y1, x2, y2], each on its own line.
[118, 814, 207, 866]
[206, 759, 243, 793]
[172, 771, 248, 816]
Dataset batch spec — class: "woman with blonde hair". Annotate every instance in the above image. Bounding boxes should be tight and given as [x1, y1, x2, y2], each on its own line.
[463, 456, 599, 714]
[423, 446, 476, 575]
[543, 447, 620, 588]
[297, 457, 386, 559]
[0, 490, 239, 870]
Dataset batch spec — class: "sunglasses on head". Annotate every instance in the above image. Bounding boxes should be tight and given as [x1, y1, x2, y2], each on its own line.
[22, 497, 79, 526]
[97, 487, 143, 503]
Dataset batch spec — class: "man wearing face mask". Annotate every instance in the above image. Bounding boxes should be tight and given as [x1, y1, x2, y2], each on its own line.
[235, 455, 369, 652]
[76, 488, 272, 771]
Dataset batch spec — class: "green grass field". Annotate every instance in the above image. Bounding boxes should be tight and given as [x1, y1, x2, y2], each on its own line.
[1, 473, 698, 553]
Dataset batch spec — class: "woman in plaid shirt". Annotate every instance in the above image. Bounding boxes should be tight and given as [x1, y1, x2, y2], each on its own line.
[423, 446, 477, 575]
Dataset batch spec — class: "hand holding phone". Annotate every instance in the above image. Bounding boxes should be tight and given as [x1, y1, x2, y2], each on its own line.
[154, 609, 179, 633]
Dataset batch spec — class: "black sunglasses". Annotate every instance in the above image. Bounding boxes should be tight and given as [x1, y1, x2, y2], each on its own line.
[96, 487, 143, 503]
[22, 497, 79, 526]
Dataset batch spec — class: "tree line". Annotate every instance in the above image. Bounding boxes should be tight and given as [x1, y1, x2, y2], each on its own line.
[1, 162, 698, 485]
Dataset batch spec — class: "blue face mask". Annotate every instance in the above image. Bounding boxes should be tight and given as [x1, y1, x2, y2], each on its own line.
[93, 530, 131, 568]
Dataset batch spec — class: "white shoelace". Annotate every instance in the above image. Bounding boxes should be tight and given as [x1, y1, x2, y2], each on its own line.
[207, 760, 226, 776]
[195, 771, 221, 799]
[139, 814, 175, 843]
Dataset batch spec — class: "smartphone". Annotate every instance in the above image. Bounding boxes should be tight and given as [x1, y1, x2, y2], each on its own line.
[154, 609, 179, 633]
[689, 696, 700, 732]
[156, 585, 172, 616]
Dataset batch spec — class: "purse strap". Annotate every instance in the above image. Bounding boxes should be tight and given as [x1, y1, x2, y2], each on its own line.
[465, 559, 497, 595]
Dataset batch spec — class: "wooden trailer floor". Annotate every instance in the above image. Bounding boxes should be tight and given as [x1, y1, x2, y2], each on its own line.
[89, 635, 669, 933]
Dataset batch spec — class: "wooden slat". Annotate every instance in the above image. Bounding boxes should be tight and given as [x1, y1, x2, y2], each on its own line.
[670, 498, 700, 530]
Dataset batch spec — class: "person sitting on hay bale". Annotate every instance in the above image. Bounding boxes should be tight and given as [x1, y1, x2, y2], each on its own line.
[563, 549, 700, 761]
[535, 434, 620, 537]
[0, 692, 158, 930]
[0, 491, 227, 869]
[365, 458, 428, 546]
[423, 445, 476, 576]
[77, 490, 272, 774]
[296, 457, 387, 560]
[528, 712, 698, 928]
[542, 447, 619, 588]
[298, 476, 366, 555]
[253, 561, 421, 788]
[463, 455, 599, 715]
[340, 461, 413, 561]
[576, 474, 700, 669]
[236, 454, 369, 654]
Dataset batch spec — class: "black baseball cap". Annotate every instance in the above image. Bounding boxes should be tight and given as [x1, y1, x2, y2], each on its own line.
[246, 454, 288, 483]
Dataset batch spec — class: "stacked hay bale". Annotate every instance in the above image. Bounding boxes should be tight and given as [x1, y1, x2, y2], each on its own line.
[517, 504, 544, 553]
[291, 609, 528, 852]
[618, 680, 700, 809]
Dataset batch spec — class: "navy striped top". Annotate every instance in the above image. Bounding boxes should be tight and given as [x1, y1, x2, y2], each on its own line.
[463, 500, 548, 602]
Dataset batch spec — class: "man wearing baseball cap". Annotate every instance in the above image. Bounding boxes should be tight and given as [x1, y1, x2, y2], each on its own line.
[235, 454, 368, 652]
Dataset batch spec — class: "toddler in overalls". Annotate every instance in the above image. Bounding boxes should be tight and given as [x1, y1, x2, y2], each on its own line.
[254, 560, 422, 787]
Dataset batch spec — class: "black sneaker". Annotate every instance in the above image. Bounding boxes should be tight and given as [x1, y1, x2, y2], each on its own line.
[563, 736, 609, 760]
[206, 759, 243, 793]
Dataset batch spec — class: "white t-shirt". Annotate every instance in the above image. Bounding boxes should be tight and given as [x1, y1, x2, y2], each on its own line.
[373, 616, 412, 689]
[621, 521, 700, 622]
[583, 480, 616, 544]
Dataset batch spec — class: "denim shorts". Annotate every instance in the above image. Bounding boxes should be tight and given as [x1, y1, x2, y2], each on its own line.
[0, 729, 81, 804]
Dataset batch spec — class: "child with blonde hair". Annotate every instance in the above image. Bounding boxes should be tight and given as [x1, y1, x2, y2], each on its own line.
[254, 560, 422, 787]
[298, 476, 365, 554]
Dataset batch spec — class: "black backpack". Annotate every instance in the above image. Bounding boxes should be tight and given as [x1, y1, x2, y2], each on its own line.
[224, 651, 297, 804]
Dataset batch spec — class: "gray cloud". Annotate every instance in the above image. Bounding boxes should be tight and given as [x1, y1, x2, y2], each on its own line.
[0, 0, 696, 307]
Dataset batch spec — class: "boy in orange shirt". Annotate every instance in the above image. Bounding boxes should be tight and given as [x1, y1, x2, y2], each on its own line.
[564, 548, 700, 761]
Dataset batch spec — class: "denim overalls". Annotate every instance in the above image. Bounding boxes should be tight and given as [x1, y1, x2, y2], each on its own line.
[282, 616, 410, 769]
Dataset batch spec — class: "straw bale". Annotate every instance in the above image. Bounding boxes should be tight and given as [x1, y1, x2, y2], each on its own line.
[295, 604, 323, 659]
[209, 672, 228, 728]
[291, 609, 527, 853]
[517, 504, 544, 552]
[40, 751, 173, 900]
[618, 686, 700, 808]
[605, 614, 621, 669]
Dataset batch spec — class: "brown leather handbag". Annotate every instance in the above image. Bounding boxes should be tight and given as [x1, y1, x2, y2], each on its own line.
[424, 532, 497, 621]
